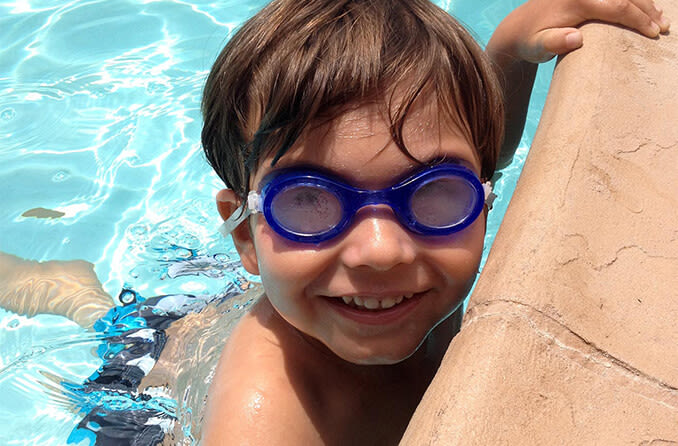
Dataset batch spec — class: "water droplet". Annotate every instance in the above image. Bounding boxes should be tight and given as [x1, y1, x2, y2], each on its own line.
[177, 234, 200, 249]
[150, 235, 170, 251]
[175, 248, 192, 259]
[127, 224, 150, 243]
[0, 108, 16, 121]
[52, 170, 70, 182]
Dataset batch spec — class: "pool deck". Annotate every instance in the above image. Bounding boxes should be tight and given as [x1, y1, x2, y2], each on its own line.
[402, 6, 678, 444]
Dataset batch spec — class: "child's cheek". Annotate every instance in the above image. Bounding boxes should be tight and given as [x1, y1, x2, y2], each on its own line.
[434, 216, 485, 285]
[253, 222, 329, 292]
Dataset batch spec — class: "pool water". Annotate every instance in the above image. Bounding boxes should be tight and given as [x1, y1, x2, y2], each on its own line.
[0, 0, 554, 444]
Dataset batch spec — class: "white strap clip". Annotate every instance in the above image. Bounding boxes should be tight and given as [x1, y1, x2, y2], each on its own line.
[482, 181, 497, 210]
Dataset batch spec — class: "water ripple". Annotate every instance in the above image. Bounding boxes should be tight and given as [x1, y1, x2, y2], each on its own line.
[0, 311, 103, 445]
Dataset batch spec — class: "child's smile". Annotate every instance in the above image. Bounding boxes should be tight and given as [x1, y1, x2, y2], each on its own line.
[324, 290, 428, 324]
[230, 99, 486, 365]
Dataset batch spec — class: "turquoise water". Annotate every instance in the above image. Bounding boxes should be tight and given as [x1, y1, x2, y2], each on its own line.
[0, 0, 553, 444]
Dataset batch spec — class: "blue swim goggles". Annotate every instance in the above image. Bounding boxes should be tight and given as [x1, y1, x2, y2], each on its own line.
[219, 163, 494, 244]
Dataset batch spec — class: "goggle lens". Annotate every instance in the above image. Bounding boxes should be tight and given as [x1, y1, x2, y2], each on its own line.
[410, 176, 478, 229]
[270, 184, 343, 235]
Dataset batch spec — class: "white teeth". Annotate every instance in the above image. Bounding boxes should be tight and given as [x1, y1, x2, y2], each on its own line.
[363, 298, 379, 310]
[381, 297, 396, 309]
[338, 293, 417, 310]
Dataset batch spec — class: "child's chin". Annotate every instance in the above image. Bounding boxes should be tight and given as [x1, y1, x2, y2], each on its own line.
[333, 345, 419, 366]
[353, 357, 407, 366]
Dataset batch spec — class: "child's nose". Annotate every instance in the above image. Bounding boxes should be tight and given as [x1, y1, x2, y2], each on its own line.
[339, 207, 417, 271]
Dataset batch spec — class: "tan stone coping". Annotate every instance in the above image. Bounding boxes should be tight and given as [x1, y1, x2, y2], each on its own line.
[402, 6, 678, 444]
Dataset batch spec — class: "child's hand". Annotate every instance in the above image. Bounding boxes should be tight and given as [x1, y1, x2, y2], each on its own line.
[488, 0, 670, 169]
[490, 0, 670, 64]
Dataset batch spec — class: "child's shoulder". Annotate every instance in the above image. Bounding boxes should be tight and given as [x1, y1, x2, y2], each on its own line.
[202, 294, 325, 445]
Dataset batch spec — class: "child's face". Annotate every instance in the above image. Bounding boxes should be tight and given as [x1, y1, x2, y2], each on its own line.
[230, 99, 486, 365]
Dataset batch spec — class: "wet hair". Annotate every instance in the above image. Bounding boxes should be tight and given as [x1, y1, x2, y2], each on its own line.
[201, 0, 504, 199]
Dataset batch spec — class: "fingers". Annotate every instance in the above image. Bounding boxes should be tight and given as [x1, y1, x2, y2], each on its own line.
[542, 27, 584, 56]
[628, 0, 670, 32]
[581, 0, 670, 37]
[523, 28, 583, 63]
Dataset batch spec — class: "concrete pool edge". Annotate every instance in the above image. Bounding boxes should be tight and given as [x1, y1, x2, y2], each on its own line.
[402, 8, 678, 444]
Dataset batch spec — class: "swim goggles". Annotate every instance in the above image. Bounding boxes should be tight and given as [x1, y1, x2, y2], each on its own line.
[219, 163, 494, 244]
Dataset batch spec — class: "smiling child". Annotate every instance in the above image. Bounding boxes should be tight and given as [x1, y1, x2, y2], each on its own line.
[0, 0, 668, 443]
[199, 0, 668, 444]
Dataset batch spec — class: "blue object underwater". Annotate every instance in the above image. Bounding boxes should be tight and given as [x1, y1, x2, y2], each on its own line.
[65, 277, 248, 445]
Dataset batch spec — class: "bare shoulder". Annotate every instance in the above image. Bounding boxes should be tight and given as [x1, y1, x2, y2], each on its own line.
[201, 296, 323, 445]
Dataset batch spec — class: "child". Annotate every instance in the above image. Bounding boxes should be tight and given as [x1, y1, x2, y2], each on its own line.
[200, 0, 668, 444]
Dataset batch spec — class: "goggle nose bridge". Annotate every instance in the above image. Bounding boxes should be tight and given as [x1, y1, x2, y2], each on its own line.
[356, 189, 393, 207]
[344, 188, 402, 213]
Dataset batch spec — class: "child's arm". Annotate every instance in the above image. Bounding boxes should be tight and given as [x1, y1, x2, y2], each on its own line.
[0, 252, 113, 328]
[487, 0, 670, 169]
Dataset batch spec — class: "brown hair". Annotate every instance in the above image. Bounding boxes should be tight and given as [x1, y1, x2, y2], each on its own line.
[201, 0, 504, 199]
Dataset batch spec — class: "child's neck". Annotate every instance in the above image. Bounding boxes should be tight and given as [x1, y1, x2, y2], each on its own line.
[292, 309, 463, 444]
[296, 306, 462, 386]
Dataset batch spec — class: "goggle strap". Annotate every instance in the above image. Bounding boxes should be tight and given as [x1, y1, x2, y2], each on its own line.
[218, 190, 262, 238]
[218, 207, 250, 237]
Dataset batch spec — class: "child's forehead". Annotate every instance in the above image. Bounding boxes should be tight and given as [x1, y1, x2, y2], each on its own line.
[252, 101, 481, 187]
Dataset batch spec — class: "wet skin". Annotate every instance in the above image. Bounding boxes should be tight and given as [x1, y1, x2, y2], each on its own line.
[205, 98, 487, 444]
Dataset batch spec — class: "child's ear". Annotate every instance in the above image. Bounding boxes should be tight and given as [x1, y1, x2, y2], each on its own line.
[216, 189, 260, 275]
